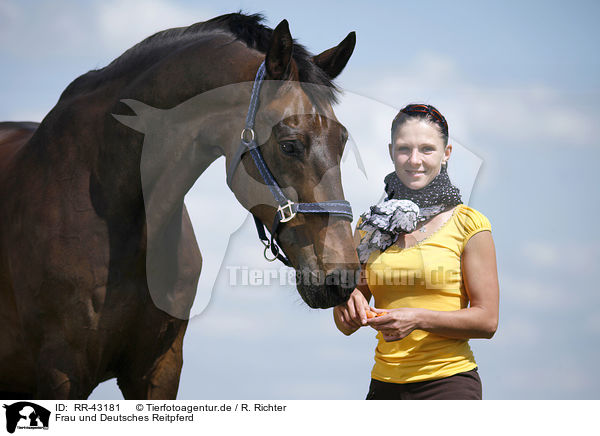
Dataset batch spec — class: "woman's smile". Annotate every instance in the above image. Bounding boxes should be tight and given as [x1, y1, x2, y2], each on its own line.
[389, 118, 452, 190]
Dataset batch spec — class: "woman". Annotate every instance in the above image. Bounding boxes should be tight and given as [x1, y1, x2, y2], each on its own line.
[334, 104, 499, 400]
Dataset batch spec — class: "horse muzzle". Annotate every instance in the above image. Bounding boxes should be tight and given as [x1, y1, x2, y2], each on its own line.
[295, 268, 357, 308]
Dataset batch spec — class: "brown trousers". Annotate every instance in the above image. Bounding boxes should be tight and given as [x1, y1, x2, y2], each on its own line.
[366, 367, 482, 400]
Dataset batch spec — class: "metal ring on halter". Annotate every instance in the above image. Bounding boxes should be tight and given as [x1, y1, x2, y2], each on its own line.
[240, 127, 255, 145]
[263, 245, 278, 262]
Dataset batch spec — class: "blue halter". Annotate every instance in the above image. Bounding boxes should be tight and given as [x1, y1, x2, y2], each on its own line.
[226, 61, 354, 266]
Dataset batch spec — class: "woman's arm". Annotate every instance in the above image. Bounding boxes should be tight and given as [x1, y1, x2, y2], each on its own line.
[333, 286, 371, 336]
[332, 225, 373, 336]
[367, 230, 499, 341]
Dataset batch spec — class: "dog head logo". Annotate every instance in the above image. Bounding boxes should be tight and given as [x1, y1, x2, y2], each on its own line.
[3, 402, 50, 433]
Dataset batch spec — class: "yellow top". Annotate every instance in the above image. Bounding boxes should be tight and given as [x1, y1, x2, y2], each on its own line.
[360, 204, 492, 383]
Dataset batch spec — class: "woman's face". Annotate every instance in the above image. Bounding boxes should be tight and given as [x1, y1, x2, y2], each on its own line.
[389, 118, 452, 190]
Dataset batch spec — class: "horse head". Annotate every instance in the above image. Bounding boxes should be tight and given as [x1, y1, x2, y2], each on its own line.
[226, 21, 360, 308]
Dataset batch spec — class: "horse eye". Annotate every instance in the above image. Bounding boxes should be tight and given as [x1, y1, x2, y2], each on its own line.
[279, 141, 296, 155]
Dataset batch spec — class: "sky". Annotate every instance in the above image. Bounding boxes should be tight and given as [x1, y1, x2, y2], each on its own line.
[1, 0, 599, 400]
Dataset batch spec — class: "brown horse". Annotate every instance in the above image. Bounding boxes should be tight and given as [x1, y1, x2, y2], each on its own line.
[0, 13, 358, 399]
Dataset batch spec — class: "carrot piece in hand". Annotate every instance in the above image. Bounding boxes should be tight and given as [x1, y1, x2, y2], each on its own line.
[366, 309, 387, 318]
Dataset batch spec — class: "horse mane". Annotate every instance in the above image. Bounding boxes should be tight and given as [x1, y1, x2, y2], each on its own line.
[59, 12, 339, 105]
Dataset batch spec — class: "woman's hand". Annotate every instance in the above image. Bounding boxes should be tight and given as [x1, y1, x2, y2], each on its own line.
[333, 288, 371, 336]
[366, 307, 422, 342]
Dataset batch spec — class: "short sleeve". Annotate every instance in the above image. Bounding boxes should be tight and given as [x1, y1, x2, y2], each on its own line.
[455, 205, 492, 248]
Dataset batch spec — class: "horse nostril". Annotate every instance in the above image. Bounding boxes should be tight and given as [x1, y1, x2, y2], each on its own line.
[296, 269, 359, 308]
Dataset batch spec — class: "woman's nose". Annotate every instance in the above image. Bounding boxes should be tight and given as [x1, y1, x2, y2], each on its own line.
[408, 149, 421, 166]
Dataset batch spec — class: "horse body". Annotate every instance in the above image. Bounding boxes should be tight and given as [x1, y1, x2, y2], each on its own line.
[0, 13, 357, 399]
[0, 122, 38, 395]
[0, 112, 197, 398]
[0, 69, 202, 399]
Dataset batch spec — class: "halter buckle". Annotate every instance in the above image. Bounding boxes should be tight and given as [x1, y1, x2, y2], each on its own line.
[277, 200, 296, 223]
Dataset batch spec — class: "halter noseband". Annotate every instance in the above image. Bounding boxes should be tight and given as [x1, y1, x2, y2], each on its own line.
[226, 61, 353, 266]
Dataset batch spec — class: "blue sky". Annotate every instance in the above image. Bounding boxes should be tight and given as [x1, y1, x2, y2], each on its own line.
[1, 0, 599, 399]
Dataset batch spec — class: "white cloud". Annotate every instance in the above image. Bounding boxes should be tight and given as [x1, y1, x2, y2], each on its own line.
[493, 316, 542, 347]
[345, 52, 599, 149]
[520, 241, 561, 268]
[0, 0, 18, 23]
[501, 275, 565, 309]
[0, 0, 89, 56]
[188, 305, 273, 339]
[503, 350, 598, 399]
[96, 0, 213, 54]
[584, 313, 600, 335]
[519, 240, 600, 274]
[500, 265, 599, 315]
[501, 362, 590, 398]
[0, 0, 213, 59]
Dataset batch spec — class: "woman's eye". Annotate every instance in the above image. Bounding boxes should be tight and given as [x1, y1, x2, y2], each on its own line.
[280, 142, 296, 155]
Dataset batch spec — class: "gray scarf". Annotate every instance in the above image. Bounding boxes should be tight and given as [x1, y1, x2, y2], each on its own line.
[357, 166, 461, 263]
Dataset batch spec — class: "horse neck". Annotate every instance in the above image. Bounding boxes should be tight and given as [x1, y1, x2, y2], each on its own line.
[24, 39, 261, 243]
[92, 43, 262, 238]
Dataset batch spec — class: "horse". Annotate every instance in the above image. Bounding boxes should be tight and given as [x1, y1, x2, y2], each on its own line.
[0, 12, 359, 399]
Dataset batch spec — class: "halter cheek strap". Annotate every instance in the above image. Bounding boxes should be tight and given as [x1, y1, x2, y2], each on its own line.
[226, 61, 353, 266]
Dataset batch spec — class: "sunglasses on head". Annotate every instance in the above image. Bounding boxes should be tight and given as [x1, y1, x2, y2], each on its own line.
[398, 104, 448, 134]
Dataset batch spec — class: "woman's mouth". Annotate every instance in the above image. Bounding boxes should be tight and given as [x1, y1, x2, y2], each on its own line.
[406, 170, 425, 177]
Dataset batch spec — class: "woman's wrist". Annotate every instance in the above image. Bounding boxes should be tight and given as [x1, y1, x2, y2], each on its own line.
[412, 308, 431, 331]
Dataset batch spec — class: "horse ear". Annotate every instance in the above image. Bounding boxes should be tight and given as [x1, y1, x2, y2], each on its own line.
[265, 19, 293, 80]
[312, 31, 356, 79]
